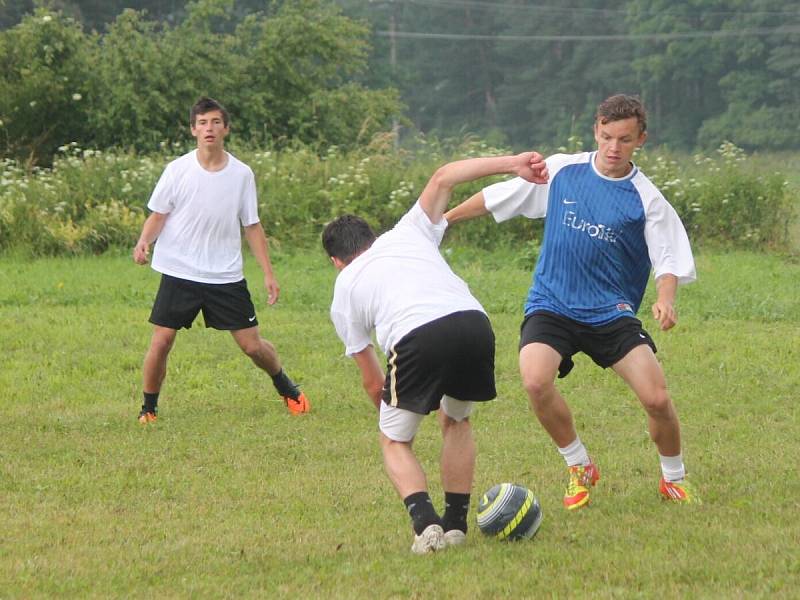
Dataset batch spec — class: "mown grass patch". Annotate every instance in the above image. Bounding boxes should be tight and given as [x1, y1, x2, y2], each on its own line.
[1, 248, 798, 597]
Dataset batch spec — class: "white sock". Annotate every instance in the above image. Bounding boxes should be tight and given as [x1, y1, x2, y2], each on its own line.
[659, 453, 686, 482]
[558, 437, 590, 467]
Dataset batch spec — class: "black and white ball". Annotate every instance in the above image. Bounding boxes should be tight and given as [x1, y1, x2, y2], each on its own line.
[476, 483, 543, 541]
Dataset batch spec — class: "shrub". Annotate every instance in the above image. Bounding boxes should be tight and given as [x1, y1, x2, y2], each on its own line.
[0, 140, 794, 256]
[636, 142, 793, 250]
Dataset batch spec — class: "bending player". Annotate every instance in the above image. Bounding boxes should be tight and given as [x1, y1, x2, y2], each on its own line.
[322, 152, 548, 553]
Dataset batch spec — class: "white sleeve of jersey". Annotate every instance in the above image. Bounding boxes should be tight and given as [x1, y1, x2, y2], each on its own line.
[239, 167, 261, 227]
[643, 194, 697, 285]
[331, 309, 372, 357]
[482, 153, 576, 222]
[330, 281, 373, 357]
[483, 177, 548, 223]
[147, 163, 175, 214]
[394, 201, 446, 247]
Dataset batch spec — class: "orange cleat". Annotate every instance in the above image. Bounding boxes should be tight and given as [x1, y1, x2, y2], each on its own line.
[659, 478, 700, 503]
[137, 409, 157, 424]
[283, 391, 310, 415]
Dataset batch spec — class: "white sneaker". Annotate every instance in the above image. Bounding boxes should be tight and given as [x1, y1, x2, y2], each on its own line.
[443, 529, 466, 547]
[410, 524, 446, 555]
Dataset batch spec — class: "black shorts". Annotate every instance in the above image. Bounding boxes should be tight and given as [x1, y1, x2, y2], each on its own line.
[382, 310, 496, 415]
[519, 310, 657, 378]
[149, 274, 258, 331]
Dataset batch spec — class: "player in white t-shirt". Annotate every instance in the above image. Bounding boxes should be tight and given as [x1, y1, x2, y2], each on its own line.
[446, 95, 699, 507]
[132, 97, 310, 422]
[322, 152, 548, 554]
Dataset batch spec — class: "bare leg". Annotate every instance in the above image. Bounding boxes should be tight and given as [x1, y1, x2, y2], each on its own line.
[439, 411, 475, 494]
[143, 326, 177, 393]
[380, 433, 428, 498]
[230, 326, 282, 376]
[612, 344, 681, 456]
[519, 343, 578, 447]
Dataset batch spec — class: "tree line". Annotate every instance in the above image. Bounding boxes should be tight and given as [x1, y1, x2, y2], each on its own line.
[0, 0, 400, 166]
[1, 0, 799, 165]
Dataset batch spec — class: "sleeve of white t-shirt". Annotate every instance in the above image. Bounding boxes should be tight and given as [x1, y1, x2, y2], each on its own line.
[394, 200, 447, 247]
[482, 153, 574, 222]
[644, 194, 697, 285]
[330, 288, 373, 356]
[147, 163, 176, 214]
[239, 168, 260, 227]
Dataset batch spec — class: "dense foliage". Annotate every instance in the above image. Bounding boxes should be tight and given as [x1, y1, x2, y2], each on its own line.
[340, 0, 800, 151]
[2, 1, 798, 160]
[0, 0, 400, 165]
[0, 140, 792, 256]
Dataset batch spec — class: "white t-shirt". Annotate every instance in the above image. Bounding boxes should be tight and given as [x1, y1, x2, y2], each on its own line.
[148, 150, 260, 284]
[330, 202, 485, 356]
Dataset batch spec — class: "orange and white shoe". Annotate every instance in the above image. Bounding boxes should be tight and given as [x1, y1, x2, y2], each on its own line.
[564, 462, 600, 510]
[283, 391, 310, 415]
[659, 478, 700, 503]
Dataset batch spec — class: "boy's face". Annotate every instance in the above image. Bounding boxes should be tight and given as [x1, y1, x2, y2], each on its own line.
[190, 110, 229, 150]
[593, 116, 646, 178]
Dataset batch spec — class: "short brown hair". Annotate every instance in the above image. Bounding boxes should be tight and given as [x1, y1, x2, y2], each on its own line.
[595, 94, 646, 133]
[190, 96, 229, 127]
[322, 215, 377, 264]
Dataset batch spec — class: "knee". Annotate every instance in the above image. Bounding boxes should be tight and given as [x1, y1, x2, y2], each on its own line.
[640, 387, 673, 417]
[240, 341, 263, 359]
[150, 334, 175, 356]
[522, 377, 554, 407]
[242, 343, 261, 358]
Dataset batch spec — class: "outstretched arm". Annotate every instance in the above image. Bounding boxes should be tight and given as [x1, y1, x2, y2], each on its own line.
[419, 152, 548, 224]
[444, 190, 488, 225]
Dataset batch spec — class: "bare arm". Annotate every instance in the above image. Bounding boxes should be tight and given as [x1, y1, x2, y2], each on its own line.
[133, 211, 168, 264]
[243, 223, 279, 305]
[443, 190, 490, 225]
[420, 152, 548, 224]
[352, 345, 385, 410]
[652, 274, 678, 331]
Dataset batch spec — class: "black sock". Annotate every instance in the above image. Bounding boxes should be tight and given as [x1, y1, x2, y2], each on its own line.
[142, 392, 159, 414]
[270, 369, 300, 399]
[403, 491, 442, 535]
[442, 492, 470, 534]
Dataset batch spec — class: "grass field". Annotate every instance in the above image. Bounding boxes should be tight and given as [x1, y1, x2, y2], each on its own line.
[1, 247, 799, 598]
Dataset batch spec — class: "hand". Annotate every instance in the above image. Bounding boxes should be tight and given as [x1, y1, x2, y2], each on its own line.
[133, 240, 150, 264]
[264, 273, 280, 305]
[514, 152, 549, 184]
[651, 300, 677, 331]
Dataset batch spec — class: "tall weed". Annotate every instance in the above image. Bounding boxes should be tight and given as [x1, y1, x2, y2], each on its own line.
[0, 140, 794, 256]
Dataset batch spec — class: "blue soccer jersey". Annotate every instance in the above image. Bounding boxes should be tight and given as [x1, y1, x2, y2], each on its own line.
[483, 152, 695, 325]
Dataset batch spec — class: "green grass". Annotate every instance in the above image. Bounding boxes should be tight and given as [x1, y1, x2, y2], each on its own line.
[1, 248, 799, 598]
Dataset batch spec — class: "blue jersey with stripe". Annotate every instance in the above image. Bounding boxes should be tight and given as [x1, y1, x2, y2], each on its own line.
[483, 152, 695, 325]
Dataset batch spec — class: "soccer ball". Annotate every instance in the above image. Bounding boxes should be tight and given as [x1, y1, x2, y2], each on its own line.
[476, 483, 543, 541]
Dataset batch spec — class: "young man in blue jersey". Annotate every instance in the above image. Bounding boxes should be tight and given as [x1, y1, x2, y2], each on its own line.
[445, 94, 698, 508]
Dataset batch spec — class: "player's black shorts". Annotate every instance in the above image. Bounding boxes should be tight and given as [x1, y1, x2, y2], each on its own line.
[381, 310, 496, 415]
[149, 274, 258, 331]
[519, 310, 657, 378]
